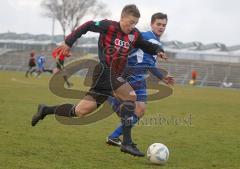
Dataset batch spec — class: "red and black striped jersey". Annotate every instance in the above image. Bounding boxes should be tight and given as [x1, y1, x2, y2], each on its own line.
[65, 19, 164, 74]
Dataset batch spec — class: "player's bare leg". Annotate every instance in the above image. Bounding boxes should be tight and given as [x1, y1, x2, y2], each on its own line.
[74, 95, 98, 117]
[135, 101, 146, 118]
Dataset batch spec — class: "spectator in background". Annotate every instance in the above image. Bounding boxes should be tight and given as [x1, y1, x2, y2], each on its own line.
[189, 70, 197, 85]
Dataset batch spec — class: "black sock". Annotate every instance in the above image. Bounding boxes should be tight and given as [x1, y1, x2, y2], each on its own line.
[122, 120, 132, 145]
[120, 100, 136, 145]
[54, 104, 76, 117]
[43, 106, 58, 115]
[63, 75, 71, 86]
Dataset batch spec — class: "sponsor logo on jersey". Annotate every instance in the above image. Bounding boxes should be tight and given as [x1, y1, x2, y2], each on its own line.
[114, 39, 130, 49]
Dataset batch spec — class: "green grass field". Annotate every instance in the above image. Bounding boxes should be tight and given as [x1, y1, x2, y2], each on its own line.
[0, 71, 240, 169]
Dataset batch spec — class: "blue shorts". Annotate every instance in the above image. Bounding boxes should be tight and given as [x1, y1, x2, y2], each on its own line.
[129, 79, 147, 102]
[38, 66, 44, 71]
[123, 66, 148, 102]
[107, 79, 147, 113]
[37, 62, 44, 70]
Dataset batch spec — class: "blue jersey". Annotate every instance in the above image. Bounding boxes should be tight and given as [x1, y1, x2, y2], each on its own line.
[108, 31, 164, 105]
[126, 31, 163, 82]
[36, 55, 46, 70]
[128, 31, 162, 66]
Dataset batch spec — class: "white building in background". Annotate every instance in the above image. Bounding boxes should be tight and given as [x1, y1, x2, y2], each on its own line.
[1, 38, 240, 64]
[163, 41, 240, 63]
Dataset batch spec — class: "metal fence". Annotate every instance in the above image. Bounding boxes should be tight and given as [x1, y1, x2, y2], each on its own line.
[158, 61, 240, 88]
[0, 49, 240, 89]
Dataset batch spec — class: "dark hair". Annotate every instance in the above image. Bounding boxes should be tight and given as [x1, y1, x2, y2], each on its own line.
[121, 4, 140, 18]
[151, 12, 168, 24]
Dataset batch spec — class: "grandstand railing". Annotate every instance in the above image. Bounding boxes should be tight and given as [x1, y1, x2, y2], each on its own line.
[0, 50, 240, 89]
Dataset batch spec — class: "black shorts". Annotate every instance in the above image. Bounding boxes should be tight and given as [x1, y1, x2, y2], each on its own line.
[86, 63, 126, 107]
[56, 59, 64, 70]
[28, 59, 36, 67]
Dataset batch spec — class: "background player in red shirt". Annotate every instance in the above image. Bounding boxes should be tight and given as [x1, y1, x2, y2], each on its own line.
[52, 49, 73, 87]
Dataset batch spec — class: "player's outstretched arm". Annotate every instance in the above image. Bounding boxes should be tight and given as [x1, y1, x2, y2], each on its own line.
[162, 75, 175, 86]
[157, 52, 168, 60]
[149, 67, 175, 86]
[149, 67, 164, 80]
[65, 20, 109, 48]
[53, 20, 109, 58]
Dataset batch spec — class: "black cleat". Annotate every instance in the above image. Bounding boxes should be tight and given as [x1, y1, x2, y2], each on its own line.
[31, 104, 47, 126]
[106, 137, 122, 146]
[120, 143, 145, 157]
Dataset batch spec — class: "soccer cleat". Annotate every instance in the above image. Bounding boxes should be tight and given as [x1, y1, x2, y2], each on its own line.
[120, 143, 145, 157]
[31, 104, 47, 126]
[106, 137, 122, 146]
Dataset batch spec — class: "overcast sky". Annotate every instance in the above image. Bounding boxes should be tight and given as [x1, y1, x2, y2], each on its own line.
[0, 0, 240, 45]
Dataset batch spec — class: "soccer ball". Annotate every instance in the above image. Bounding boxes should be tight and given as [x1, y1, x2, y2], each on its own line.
[147, 143, 169, 165]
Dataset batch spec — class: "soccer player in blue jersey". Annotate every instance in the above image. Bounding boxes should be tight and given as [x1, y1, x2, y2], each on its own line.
[106, 12, 174, 146]
[36, 54, 53, 77]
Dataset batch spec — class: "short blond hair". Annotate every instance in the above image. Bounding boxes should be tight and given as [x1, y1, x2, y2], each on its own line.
[121, 4, 140, 18]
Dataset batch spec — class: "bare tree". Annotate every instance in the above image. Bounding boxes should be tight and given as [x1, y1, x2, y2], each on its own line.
[41, 0, 110, 38]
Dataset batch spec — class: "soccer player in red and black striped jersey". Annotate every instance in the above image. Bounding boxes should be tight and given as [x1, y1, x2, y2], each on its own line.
[31, 4, 167, 157]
